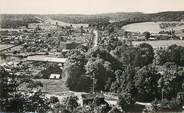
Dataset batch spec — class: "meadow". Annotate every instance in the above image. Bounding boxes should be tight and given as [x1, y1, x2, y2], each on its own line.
[133, 40, 184, 48]
[122, 22, 184, 33]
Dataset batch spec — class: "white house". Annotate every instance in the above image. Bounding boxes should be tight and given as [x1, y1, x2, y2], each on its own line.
[49, 74, 61, 79]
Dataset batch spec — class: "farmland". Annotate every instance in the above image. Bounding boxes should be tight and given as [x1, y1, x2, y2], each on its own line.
[122, 22, 184, 33]
[37, 79, 69, 93]
[133, 40, 184, 48]
[45, 17, 89, 28]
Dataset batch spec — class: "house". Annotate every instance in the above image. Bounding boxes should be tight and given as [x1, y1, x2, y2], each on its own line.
[49, 74, 61, 79]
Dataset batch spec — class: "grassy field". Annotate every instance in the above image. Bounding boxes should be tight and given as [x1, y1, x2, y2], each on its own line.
[133, 40, 184, 48]
[122, 22, 184, 33]
[37, 79, 69, 93]
[37, 79, 87, 105]
[45, 17, 88, 28]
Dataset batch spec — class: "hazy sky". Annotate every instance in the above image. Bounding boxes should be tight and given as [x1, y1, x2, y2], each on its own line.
[0, 0, 184, 14]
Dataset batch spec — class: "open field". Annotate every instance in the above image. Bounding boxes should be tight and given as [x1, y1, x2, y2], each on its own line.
[122, 22, 184, 33]
[38, 79, 119, 106]
[37, 79, 69, 93]
[133, 40, 184, 48]
[45, 17, 89, 28]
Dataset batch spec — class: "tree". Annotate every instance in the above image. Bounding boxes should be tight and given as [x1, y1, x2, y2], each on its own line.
[155, 48, 169, 65]
[136, 43, 154, 67]
[134, 65, 160, 101]
[86, 46, 122, 70]
[120, 47, 139, 66]
[85, 57, 107, 91]
[0, 66, 50, 112]
[143, 31, 151, 40]
[167, 44, 181, 65]
[108, 107, 124, 113]
[0, 67, 18, 111]
[155, 45, 184, 66]
[111, 44, 129, 59]
[118, 93, 135, 109]
[99, 36, 123, 52]
[49, 96, 59, 104]
[64, 50, 87, 91]
[40, 63, 63, 79]
[160, 69, 184, 99]
[63, 96, 79, 112]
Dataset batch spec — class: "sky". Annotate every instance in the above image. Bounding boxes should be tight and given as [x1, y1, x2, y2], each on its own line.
[0, 0, 184, 14]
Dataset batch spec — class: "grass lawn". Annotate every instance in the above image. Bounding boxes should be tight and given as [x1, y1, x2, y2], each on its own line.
[37, 79, 69, 93]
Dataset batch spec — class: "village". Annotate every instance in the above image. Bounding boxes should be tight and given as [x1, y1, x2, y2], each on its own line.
[1, 10, 184, 113]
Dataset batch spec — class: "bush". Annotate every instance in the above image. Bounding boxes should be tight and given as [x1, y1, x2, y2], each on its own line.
[49, 96, 59, 104]
[118, 93, 135, 109]
[159, 98, 181, 110]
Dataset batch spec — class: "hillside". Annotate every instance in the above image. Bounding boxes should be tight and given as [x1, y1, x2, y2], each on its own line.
[106, 11, 184, 29]
[1, 11, 184, 28]
[149, 11, 184, 21]
[46, 11, 184, 24]
[44, 14, 110, 24]
[0, 14, 41, 28]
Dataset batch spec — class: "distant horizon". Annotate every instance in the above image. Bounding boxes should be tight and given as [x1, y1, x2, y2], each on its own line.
[0, 10, 184, 15]
[1, 0, 184, 14]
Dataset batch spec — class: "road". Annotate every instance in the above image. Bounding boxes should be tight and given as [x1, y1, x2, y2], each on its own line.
[135, 101, 152, 106]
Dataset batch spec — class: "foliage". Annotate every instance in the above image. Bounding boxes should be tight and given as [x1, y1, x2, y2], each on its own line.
[112, 42, 154, 67]
[62, 96, 79, 112]
[0, 66, 50, 112]
[155, 45, 184, 66]
[85, 57, 109, 91]
[158, 98, 181, 110]
[99, 37, 123, 52]
[110, 66, 136, 97]
[134, 65, 160, 101]
[64, 49, 87, 91]
[159, 68, 184, 99]
[86, 46, 122, 70]
[40, 63, 63, 79]
[49, 96, 59, 104]
[118, 93, 136, 109]
[143, 32, 151, 40]
[108, 107, 124, 113]
[136, 43, 154, 67]
[1, 14, 40, 28]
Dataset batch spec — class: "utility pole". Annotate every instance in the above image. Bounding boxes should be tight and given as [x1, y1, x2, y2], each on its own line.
[92, 77, 95, 94]
[45, 83, 47, 92]
[92, 73, 95, 94]
[158, 77, 164, 101]
[161, 88, 164, 101]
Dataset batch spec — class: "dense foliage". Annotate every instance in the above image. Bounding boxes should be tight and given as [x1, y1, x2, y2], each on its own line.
[155, 44, 184, 66]
[63, 34, 184, 107]
[1, 14, 40, 28]
[0, 66, 52, 112]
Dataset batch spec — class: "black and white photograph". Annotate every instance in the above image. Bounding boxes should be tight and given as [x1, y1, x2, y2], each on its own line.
[0, 0, 184, 112]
